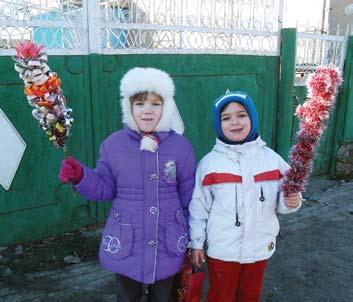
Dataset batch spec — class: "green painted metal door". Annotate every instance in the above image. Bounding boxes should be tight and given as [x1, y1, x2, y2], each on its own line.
[0, 56, 97, 245]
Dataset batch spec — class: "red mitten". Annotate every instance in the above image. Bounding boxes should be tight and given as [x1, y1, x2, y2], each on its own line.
[59, 156, 83, 184]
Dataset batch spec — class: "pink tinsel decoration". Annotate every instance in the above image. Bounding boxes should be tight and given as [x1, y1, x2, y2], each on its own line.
[15, 41, 44, 59]
[282, 66, 342, 197]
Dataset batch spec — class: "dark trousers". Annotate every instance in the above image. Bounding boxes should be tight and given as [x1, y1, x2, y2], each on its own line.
[206, 257, 267, 302]
[116, 274, 175, 302]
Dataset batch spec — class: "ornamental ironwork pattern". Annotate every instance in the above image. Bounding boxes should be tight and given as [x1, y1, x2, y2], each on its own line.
[0, 0, 282, 55]
[295, 25, 348, 86]
[100, 0, 282, 54]
[0, 0, 84, 51]
[0, 0, 348, 72]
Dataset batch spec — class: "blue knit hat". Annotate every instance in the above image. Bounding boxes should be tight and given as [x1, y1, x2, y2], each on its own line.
[212, 91, 258, 144]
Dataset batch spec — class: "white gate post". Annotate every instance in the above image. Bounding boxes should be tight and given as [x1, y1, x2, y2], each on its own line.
[83, 0, 102, 54]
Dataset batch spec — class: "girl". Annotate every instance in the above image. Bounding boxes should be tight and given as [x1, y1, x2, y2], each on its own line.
[188, 91, 301, 302]
[59, 67, 196, 302]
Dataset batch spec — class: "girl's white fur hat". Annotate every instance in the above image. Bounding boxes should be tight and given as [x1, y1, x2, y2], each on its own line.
[120, 67, 184, 134]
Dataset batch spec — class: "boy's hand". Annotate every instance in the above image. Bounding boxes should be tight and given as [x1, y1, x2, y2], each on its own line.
[191, 249, 206, 268]
[284, 193, 301, 208]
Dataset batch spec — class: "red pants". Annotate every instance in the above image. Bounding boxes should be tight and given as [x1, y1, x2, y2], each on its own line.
[206, 257, 267, 302]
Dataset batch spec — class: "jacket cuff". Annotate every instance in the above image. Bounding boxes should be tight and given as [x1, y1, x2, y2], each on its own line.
[188, 237, 205, 249]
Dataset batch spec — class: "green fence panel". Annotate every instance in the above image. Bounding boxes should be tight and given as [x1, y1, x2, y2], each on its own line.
[341, 37, 353, 143]
[277, 28, 297, 161]
[329, 36, 353, 174]
[0, 56, 96, 245]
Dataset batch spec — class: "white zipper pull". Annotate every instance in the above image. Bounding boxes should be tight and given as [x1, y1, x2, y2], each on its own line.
[260, 186, 265, 214]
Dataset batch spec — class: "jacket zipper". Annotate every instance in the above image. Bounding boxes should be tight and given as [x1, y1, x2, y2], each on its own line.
[235, 185, 241, 227]
[152, 151, 159, 283]
[141, 151, 146, 281]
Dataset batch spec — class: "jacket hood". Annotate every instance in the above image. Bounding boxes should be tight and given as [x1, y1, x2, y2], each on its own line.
[119, 67, 184, 134]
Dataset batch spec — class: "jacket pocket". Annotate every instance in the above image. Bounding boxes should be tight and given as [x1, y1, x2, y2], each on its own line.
[255, 182, 278, 220]
[100, 208, 134, 260]
[165, 209, 188, 256]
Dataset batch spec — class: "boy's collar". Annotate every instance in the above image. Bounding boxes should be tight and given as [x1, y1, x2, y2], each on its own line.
[214, 136, 266, 154]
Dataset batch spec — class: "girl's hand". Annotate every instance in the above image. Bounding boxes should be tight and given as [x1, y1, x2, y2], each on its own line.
[191, 249, 206, 268]
[284, 193, 301, 208]
[59, 156, 83, 184]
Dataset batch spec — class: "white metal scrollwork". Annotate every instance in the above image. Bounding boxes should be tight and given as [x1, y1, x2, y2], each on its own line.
[1, 0, 283, 55]
[100, 0, 282, 55]
[0, 0, 85, 55]
[295, 25, 348, 86]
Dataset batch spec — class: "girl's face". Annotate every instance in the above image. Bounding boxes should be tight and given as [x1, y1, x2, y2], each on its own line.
[131, 92, 163, 133]
[221, 102, 251, 142]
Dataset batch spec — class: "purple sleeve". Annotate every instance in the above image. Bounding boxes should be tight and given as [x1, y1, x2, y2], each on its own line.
[177, 146, 196, 222]
[75, 142, 116, 201]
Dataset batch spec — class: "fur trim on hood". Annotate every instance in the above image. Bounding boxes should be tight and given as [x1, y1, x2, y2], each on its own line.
[119, 67, 184, 134]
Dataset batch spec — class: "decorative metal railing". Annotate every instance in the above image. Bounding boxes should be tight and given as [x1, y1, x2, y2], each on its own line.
[99, 0, 283, 55]
[1, 0, 283, 55]
[0, 0, 348, 74]
[295, 25, 348, 86]
[0, 0, 86, 55]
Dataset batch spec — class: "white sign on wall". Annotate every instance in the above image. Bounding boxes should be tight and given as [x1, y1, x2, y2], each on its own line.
[0, 109, 26, 190]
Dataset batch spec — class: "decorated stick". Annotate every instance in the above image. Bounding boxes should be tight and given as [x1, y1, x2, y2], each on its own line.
[13, 41, 73, 151]
[282, 66, 342, 197]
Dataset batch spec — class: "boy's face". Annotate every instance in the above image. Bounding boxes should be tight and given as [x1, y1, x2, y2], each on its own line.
[221, 102, 251, 142]
[131, 92, 163, 133]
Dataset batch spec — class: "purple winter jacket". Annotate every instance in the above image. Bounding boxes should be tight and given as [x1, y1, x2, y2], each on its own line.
[75, 125, 196, 284]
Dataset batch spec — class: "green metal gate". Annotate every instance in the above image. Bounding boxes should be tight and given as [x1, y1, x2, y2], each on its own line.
[0, 53, 279, 245]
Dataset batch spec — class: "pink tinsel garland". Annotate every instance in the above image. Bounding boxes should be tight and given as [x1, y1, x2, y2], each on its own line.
[282, 66, 342, 197]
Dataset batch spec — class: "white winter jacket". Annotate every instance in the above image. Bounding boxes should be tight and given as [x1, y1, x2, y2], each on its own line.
[188, 137, 301, 263]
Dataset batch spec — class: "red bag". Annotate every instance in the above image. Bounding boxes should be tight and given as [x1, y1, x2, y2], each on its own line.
[178, 253, 206, 302]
